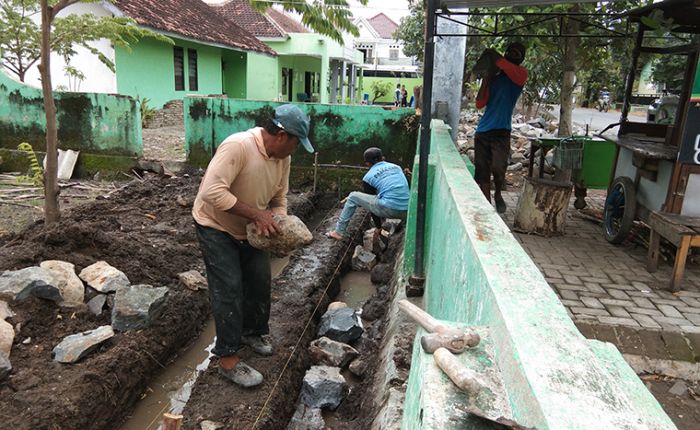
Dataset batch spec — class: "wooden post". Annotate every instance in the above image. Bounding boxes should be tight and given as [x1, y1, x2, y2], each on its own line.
[671, 236, 691, 292]
[162, 413, 183, 430]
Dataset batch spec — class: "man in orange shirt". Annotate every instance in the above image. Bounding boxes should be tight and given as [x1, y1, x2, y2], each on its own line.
[192, 104, 313, 387]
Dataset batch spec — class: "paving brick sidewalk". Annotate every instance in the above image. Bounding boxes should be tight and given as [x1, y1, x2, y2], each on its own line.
[500, 189, 700, 335]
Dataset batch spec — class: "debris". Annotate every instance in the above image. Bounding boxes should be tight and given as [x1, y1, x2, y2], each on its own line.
[669, 380, 688, 396]
[381, 219, 403, 236]
[0, 319, 14, 356]
[348, 358, 368, 378]
[87, 295, 107, 316]
[200, 420, 225, 430]
[22, 337, 31, 345]
[79, 261, 130, 293]
[287, 402, 325, 430]
[507, 162, 523, 171]
[246, 214, 313, 256]
[318, 307, 364, 344]
[300, 365, 348, 410]
[351, 245, 377, 272]
[52, 325, 114, 363]
[0, 267, 58, 301]
[0, 351, 11, 381]
[111, 284, 169, 331]
[176, 195, 192, 207]
[39, 260, 85, 304]
[178, 270, 207, 291]
[309, 336, 359, 368]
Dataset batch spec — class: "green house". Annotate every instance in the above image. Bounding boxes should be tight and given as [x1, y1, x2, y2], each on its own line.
[213, 1, 364, 104]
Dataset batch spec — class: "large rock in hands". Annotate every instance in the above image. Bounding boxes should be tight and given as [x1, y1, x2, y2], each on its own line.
[247, 214, 312, 255]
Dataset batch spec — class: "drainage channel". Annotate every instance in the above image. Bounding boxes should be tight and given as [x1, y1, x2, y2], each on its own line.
[120, 257, 291, 430]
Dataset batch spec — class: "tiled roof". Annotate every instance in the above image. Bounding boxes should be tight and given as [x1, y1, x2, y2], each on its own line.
[367, 13, 399, 39]
[113, 0, 275, 55]
[213, 0, 285, 38]
[266, 8, 308, 34]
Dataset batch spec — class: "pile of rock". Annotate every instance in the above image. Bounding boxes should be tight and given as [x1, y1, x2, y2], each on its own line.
[351, 219, 403, 286]
[0, 260, 204, 377]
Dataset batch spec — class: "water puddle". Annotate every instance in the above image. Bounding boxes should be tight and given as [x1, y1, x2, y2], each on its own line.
[337, 270, 376, 310]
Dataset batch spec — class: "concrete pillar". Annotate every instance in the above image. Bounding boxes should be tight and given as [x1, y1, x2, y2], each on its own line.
[433, 11, 467, 140]
[330, 61, 339, 104]
[339, 61, 347, 104]
[349, 64, 357, 104]
[320, 52, 330, 104]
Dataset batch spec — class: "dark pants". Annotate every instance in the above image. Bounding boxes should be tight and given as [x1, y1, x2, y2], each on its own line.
[195, 222, 271, 357]
[474, 129, 511, 191]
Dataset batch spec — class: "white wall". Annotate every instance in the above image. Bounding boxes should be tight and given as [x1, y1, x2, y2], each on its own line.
[16, 3, 117, 93]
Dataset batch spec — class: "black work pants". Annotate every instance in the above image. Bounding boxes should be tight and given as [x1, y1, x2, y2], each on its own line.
[195, 222, 271, 357]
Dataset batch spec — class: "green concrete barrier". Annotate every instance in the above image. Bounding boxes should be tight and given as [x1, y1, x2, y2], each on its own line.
[401, 120, 675, 429]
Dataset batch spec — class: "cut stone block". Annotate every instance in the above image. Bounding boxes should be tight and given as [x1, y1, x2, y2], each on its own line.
[351, 245, 377, 272]
[40, 260, 84, 304]
[0, 319, 14, 357]
[247, 214, 313, 256]
[52, 325, 114, 363]
[79, 261, 130, 293]
[318, 307, 364, 344]
[300, 365, 348, 410]
[178, 270, 207, 291]
[309, 336, 359, 368]
[111, 284, 168, 331]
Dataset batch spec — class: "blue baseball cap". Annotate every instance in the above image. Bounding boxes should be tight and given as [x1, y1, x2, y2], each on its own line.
[272, 104, 314, 153]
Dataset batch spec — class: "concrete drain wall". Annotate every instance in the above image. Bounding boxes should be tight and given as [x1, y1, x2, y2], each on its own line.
[398, 120, 676, 429]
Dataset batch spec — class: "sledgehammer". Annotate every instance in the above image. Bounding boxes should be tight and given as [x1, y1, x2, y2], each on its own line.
[398, 299, 480, 354]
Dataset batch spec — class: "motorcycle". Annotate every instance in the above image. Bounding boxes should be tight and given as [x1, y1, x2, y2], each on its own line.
[597, 93, 610, 112]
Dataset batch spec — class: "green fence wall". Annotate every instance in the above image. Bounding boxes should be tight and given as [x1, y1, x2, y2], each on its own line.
[362, 76, 423, 104]
[0, 69, 141, 157]
[184, 98, 418, 169]
[400, 120, 675, 429]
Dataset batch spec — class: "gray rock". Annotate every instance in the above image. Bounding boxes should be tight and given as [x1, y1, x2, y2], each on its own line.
[362, 229, 386, 255]
[40, 260, 84, 304]
[351, 246, 377, 272]
[53, 325, 114, 363]
[349, 358, 368, 378]
[79, 261, 130, 293]
[0, 300, 14, 320]
[87, 294, 107, 316]
[318, 307, 364, 343]
[309, 336, 359, 368]
[381, 219, 403, 236]
[0, 267, 58, 301]
[287, 402, 325, 430]
[200, 421, 225, 430]
[0, 319, 14, 357]
[370, 263, 393, 285]
[327, 302, 347, 312]
[111, 284, 168, 331]
[178, 270, 207, 291]
[300, 365, 348, 410]
[668, 380, 688, 396]
[247, 214, 313, 256]
[511, 152, 526, 163]
[507, 162, 523, 171]
[0, 351, 11, 381]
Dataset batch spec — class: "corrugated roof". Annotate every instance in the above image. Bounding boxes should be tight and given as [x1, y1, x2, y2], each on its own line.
[113, 0, 275, 55]
[367, 13, 399, 39]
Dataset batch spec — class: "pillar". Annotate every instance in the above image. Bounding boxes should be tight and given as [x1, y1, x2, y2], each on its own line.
[330, 61, 339, 104]
[433, 10, 467, 140]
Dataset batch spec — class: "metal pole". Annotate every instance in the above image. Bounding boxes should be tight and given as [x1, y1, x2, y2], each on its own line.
[408, 0, 437, 295]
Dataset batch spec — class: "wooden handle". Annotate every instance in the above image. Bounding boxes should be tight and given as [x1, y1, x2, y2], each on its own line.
[398, 299, 439, 332]
[433, 347, 484, 393]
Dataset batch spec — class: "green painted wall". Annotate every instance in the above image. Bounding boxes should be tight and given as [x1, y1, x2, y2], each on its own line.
[184, 98, 418, 171]
[246, 53, 279, 101]
[276, 55, 322, 103]
[0, 69, 141, 156]
[363, 76, 423, 104]
[222, 51, 247, 99]
[115, 37, 225, 108]
[401, 120, 675, 429]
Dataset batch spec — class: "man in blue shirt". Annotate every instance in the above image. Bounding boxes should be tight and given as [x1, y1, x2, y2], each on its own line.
[474, 42, 528, 213]
[327, 147, 409, 240]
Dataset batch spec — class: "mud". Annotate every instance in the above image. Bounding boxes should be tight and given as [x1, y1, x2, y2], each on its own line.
[0, 173, 319, 430]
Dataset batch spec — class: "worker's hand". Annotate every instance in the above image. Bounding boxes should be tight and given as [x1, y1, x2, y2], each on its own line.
[253, 209, 281, 237]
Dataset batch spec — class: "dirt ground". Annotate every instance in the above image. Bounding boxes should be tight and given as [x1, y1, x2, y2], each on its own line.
[0, 172, 318, 430]
[644, 376, 700, 430]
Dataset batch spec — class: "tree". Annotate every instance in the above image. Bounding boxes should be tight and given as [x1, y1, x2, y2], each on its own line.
[651, 55, 689, 93]
[370, 80, 393, 103]
[0, 0, 162, 83]
[250, 0, 367, 43]
[393, 0, 424, 63]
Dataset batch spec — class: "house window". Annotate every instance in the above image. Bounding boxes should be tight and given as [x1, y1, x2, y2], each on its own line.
[389, 49, 399, 61]
[174, 47, 184, 91]
[188, 48, 198, 91]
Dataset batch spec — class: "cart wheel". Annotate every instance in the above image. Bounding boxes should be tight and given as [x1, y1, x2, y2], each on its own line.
[604, 176, 636, 244]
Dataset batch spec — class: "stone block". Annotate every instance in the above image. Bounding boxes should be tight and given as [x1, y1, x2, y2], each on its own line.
[111, 284, 168, 331]
[39, 260, 84, 304]
[0, 319, 14, 357]
[87, 294, 107, 316]
[246, 214, 312, 256]
[287, 402, 325, 430]
[300, 365, 348, 410]
[79, 261, 130, 293]
[351, 246, 377, 272]
[0, 267, 59, 301]
[318, 307, 364, 344]
[308, 336, 359, 368]
[52, 325, 114, 363]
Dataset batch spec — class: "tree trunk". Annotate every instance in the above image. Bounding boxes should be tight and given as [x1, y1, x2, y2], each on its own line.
[555, 5, 580, 184]
[39, 0, 60, 224]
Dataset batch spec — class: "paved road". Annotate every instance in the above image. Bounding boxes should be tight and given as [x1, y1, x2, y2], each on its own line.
[550, 106, 622, 134]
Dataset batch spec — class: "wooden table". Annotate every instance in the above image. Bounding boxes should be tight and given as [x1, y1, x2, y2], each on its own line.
[647, 211, 700, 291]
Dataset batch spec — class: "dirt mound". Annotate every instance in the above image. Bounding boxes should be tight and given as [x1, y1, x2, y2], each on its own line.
[0, 173, 318, 430]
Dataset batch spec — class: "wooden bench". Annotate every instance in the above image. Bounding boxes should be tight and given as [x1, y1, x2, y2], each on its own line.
[647, 211, 700, 291]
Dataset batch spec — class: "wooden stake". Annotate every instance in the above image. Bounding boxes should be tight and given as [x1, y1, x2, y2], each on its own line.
[162, 413, 183, 430]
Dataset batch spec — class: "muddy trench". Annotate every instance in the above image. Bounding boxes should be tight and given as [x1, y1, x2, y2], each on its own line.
[0, 173, 404, 430]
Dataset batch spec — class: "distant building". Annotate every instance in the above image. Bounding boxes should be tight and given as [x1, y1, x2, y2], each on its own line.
[346, 13, 418, 78]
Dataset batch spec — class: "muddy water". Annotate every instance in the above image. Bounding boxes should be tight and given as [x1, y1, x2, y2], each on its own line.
[337, 270, 376, 310]
[120, 257, 290, 430]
